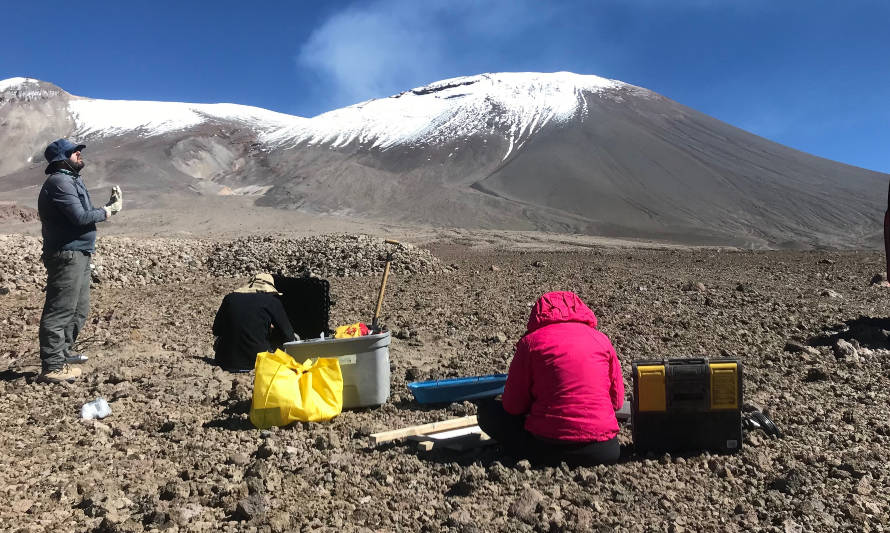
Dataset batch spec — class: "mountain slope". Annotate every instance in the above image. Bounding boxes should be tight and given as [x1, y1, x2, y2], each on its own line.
[477, 87, 886, 247]
[0, 73, 885, 248]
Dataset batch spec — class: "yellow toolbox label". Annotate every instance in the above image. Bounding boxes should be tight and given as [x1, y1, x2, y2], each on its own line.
[636, 365, 666, 412]
[710, 362, 738, 410]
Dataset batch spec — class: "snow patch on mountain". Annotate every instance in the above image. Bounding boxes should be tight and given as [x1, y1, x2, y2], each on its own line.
[68, 99, 305, 138]
[0, 77, 41, 92]
[262, 72, 626, 159]
[0, 77, 61, 102]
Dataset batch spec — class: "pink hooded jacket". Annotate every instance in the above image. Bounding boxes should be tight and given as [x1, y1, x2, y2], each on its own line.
[502, 291, 624, 442]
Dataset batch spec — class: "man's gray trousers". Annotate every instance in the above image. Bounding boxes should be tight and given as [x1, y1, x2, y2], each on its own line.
[39, 250, 91, 372]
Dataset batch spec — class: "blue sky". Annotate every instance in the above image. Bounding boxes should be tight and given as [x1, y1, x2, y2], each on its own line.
[3, 0, 888, 173]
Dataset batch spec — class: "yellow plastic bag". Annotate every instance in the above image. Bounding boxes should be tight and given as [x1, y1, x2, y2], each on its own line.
[249, 349, 343, 429]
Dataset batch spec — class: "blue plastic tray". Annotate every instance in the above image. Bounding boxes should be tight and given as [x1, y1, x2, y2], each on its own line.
[407, 374, 508, 404]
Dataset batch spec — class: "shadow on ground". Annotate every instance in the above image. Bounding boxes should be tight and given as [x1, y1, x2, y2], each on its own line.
[368, 440, 695, 469]
[0, 369, 38, 382]
[808, 315, 890, 350]
[203, 399, 254, 431]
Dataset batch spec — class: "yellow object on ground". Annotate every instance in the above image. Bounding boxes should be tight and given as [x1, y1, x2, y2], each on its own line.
[334, 322, 369, 338]
[250, 349, 343, 428]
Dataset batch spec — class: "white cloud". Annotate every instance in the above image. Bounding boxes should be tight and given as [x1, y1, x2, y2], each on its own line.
[295, 0, 764, 111]
[297, 0, 548, 108]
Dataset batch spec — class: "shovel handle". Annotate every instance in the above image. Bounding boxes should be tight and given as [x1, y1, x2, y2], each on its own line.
[373, 260, 392, 323]
[372, 240, 399, 331]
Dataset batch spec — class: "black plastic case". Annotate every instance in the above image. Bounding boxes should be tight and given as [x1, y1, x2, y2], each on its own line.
[272, 275, 331, 340]
[632, 358, 743, 454]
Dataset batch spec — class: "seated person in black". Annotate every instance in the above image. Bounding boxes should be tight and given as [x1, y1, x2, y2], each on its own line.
[212, 273, 296, 372]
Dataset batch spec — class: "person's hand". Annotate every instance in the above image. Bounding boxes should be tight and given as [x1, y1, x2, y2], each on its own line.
[105, 185, 123, 215]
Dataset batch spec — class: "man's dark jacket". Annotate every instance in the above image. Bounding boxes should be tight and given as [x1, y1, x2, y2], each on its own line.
[212, 292, 296, 371]
[38, 168, 107, 254]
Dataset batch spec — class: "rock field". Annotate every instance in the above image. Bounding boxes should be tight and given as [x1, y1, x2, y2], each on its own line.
[0, 204, 38, 224]
[0, 234, 449, 294]
[2, 234, 890, 532]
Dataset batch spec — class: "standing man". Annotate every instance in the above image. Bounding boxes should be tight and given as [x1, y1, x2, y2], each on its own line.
[885, 180, 890, 286]
[37, 139, 122, 382]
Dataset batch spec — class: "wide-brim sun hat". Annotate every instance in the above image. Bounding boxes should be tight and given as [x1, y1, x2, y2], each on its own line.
[233, 273, 281, 295]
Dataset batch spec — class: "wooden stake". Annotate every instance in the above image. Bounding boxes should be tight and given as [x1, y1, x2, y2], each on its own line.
[410, 426, 493, 452]
[370, 416, 478, 445]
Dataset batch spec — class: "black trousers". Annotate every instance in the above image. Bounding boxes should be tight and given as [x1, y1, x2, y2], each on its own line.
[39, 250, 92, 371]
[476, 398, 620, 467]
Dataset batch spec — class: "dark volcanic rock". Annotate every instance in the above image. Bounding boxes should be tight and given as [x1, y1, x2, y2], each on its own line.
[510, 487, 544, 523]
[234, 495, 265, 522]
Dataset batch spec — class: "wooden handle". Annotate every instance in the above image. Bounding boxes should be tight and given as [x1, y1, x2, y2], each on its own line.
[373, 260, 392, 322]
[371, 239, 400, 330]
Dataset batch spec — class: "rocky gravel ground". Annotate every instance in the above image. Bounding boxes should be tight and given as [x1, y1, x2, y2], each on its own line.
[0, 204, 38, 224]
[0, 234, 448, 294]
[2, 236, 890, 532]
[206, 234, 451, 279]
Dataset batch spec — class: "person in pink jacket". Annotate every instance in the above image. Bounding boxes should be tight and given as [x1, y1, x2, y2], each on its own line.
[476, 291, 625, 466]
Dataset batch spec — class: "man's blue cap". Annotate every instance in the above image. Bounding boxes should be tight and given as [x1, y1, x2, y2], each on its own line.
[44, 138, 86, 164]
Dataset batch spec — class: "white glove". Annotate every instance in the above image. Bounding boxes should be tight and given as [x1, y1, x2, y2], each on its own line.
[105, 186, 123, 215]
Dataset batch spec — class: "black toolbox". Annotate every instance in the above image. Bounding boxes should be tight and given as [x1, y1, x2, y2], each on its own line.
[632, 358, 743, 454]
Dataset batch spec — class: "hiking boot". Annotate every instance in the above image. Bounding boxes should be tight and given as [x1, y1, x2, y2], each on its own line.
[39, 365, 82, 383]
[64, 351, 89, 364]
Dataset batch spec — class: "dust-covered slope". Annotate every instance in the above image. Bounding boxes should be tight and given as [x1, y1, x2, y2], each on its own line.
[475, 86, 888, 248]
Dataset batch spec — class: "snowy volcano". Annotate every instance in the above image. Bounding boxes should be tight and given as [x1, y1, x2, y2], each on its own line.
[263, 72, 624, 155]
[0, 73, 886, 248]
